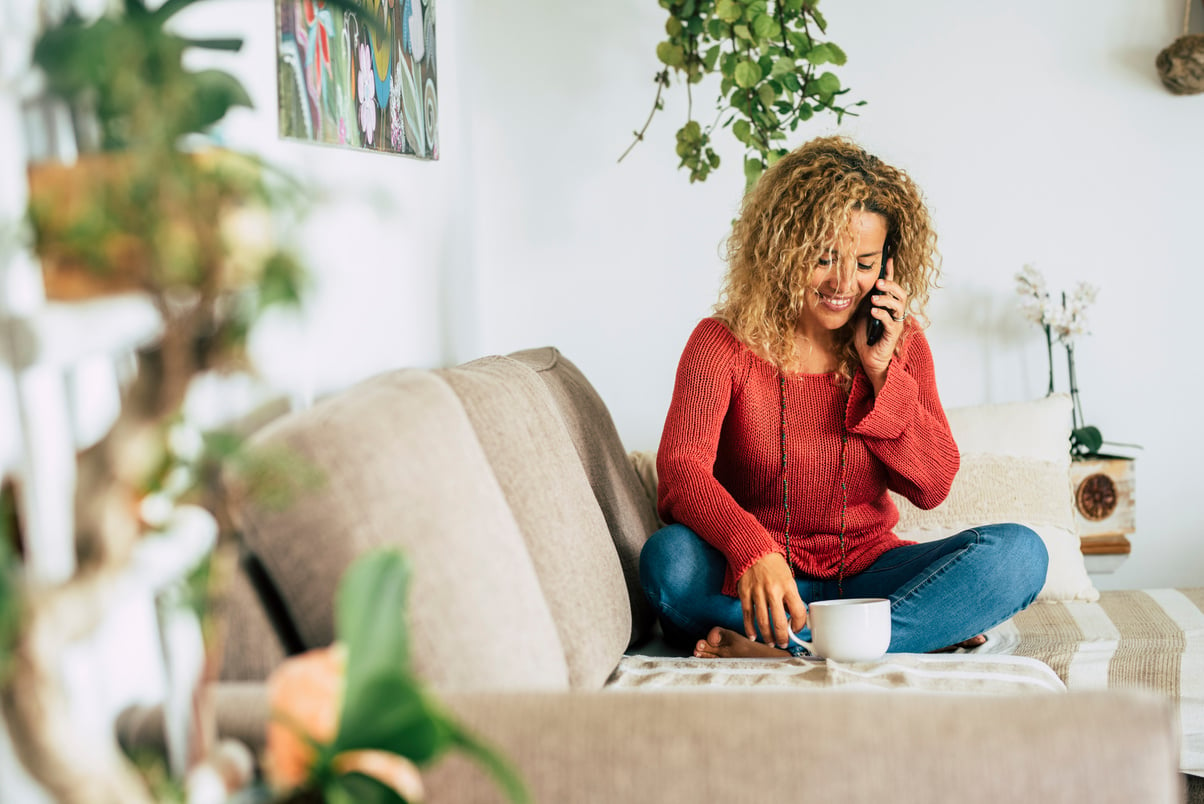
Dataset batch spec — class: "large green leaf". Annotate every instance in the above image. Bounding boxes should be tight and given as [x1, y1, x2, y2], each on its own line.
[179, 68, 254, 134]
[334, 675, 452, 762]
[325, 772, 410, 804]
[335, 550, 412, 705]
[449, 724, 531, 804]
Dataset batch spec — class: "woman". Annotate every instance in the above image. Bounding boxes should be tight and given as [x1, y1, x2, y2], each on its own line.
[639, 136, 1048, 658]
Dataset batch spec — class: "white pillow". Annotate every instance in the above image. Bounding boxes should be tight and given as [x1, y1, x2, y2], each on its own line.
[893, 394, 1099, 603]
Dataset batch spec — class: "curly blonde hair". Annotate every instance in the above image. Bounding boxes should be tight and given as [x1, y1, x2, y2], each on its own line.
[715, 135, 940, 383]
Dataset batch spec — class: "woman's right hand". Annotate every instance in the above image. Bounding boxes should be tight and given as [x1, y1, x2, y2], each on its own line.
[736, 552, 808, 649]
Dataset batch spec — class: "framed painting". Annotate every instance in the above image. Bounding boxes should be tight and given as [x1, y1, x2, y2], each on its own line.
[276, 0, 438, 159]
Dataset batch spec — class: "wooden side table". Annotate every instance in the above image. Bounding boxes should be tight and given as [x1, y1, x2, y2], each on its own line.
[1069, 456, 1136, 574]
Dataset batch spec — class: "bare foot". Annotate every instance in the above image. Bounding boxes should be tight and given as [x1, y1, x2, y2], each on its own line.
[693, 627, 791, 659]
[930, 634, 987, 654]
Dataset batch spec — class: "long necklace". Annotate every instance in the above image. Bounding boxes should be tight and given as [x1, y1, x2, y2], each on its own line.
[779, 372, 849, 596]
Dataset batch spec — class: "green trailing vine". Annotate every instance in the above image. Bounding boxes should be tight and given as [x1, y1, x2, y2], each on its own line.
[621, 0, 863, 188]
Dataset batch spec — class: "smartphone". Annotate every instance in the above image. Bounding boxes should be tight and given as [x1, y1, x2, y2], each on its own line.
[863, 240, 891, 346]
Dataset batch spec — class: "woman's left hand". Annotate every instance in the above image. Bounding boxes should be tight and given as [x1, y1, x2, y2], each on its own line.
[855, 257, 909, 393]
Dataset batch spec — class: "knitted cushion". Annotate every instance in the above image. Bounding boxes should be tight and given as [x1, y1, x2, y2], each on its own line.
[507, 347, 660, 647]
[440, 357, 632, 689]
[234, 369, 570, 691]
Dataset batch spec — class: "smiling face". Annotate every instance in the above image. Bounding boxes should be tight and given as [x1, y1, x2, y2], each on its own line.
[798, 209, 889, 341]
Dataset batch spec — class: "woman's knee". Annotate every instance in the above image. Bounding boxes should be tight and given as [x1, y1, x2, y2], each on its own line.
[639, 524, 702, 603]
[986, 523, 1049, 599]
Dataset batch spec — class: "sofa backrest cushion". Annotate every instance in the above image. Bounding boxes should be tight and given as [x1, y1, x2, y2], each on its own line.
[439, 356, 632, 690]
[507, 347, 660, 647]
[215, 552, 292, 682]
[235, 369, 571, 691]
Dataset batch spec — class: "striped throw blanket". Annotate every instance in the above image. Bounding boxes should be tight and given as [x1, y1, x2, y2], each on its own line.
[990, 588, 1204, 777]
[608, 652, 1067, 695]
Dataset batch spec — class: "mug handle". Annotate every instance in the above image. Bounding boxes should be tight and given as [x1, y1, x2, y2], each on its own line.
[788, 630, 817, 656]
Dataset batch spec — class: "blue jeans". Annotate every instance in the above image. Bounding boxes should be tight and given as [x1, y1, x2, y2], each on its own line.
[639, 523, 1048, 654]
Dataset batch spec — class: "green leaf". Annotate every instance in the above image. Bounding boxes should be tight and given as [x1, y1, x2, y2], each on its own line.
[325, 772, 409, 804]
[1072, 426, 1104, 455]
[257, 251, 307, 309]
[805, 42, 836, 65]
[179, 68, 254, 134]
[816, 71, 841, 95]
[665, 16, 682, 36]
[757, 83, 777, 107]
[732, 118, 752, 144]
[449, 725, 532, 804]
[703, 44, 721, 70]
[0, 524, 23, 687]
[178, 36, 243, 52]
[787, 30, 812, 53]
[336, 550, 412, 701]
[744, 156, 765, 186]
[827, 42, 848, 65]
[656, 41, 685, 67]
[732, 23, 751, 41]
[734, 60, 762, 88]
[751, 13, 775, 39]
[716, 0, 741, 23]
[335, 675, 451, 761]
[770, 56, 797, 78]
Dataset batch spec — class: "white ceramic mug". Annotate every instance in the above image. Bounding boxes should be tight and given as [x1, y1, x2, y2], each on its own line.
[788, 598, 891, 661]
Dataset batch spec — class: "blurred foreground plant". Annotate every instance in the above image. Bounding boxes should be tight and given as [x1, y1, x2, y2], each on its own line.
[265, 549, 528, 804]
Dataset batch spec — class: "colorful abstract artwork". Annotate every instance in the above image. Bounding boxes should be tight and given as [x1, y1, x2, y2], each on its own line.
[276, 0, 438, 159]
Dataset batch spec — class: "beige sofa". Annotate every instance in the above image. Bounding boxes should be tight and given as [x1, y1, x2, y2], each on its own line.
[194, 347, 1185, 802]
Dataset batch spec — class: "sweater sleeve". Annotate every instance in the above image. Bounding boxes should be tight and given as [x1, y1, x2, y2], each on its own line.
[656, 320, 782, 577]
[844, 327, 959, 510]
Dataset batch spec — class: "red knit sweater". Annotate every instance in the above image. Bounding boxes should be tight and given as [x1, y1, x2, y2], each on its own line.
[657, 317, 960, 596]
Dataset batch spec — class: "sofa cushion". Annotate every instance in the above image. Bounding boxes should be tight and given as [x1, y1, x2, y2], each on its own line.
[439, 356, 632, 690]
[893, 394, 1099, 603]
[234, 369, 570, 691]
[508, 347, 660, 647]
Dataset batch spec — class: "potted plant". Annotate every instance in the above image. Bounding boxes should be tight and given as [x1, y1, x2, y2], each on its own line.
[1015, 265, 1139, 565]
[620, 0, 862, 187]
[3, 2, 522, 801]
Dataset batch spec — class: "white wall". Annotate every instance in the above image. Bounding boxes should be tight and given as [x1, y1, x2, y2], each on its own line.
[449, 0, 1204, 592]
[17, 0, 1204, 590]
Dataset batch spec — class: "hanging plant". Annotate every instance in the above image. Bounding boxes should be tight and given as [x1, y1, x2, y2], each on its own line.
[620, 0, 863, 188]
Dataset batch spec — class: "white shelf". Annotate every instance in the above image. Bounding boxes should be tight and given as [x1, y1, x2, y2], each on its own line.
[1, 293, 162, 370]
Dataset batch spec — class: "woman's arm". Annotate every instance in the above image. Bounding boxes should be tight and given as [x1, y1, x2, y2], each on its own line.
[656, 320, 782, 574]
[657, 319, 808, 647]
[845, 328, 960, 510]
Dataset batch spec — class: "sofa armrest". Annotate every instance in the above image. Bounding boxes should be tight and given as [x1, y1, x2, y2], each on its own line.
[116, 682, 269, 761]
[427, 689, 1183, 804]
